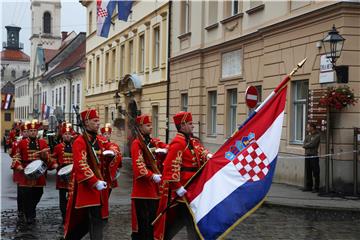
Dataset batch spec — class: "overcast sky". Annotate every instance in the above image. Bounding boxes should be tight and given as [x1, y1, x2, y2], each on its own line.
[1, 0, 86, 55]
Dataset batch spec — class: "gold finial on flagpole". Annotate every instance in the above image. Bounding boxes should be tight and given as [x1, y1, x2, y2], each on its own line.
[289, 58, 307, 76]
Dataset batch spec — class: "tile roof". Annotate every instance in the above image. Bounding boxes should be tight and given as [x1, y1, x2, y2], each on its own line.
[1, 49, 30, 62]
[44, 49, 59, 63]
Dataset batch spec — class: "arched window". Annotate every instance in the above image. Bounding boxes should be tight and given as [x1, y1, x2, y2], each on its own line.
[43, 12, 51, 34]
[11, 70, 16, 78]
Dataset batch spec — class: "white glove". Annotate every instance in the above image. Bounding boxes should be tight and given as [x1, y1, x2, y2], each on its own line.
[155, 148, 168, 154]
[95, 180, 107, 191]
[207, 153, 213, 159]
[152, 174, 162, 183]
[176, 186, 187, 197]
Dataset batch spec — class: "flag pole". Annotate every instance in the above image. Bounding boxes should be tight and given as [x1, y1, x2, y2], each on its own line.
[152, 58, 307, 226]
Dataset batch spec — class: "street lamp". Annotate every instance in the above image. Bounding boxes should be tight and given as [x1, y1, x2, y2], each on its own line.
[322, 25, 345, 68]
[113, 90, 121, 109]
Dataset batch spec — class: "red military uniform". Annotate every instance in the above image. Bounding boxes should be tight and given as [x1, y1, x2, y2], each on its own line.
[101, 124, 122, 189]
[154, 112, 210, 240]
[52, 142, 73, 189]
[64, 109, 109, 239]
[130, 114, 168, 239]
[11, 121, 50, 223]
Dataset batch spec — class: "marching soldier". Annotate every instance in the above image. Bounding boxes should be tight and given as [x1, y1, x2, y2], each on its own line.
[11, 120, 51, 224]
[131, 114, 168, 240]
[50, 124, 74, 223]
[100, 123, 122, 196]
[154, 111, 212, 240]
[64, 109, 109, 240]
[10, 121, 29, 218]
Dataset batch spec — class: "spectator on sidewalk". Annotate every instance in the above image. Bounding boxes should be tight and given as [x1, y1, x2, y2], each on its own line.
[302, 123, 321, 193]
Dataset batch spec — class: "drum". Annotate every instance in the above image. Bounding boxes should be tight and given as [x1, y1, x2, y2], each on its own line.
[103, 150, 115, 157]
[58, 164, 73, 182]
[24, 160, 47, 179]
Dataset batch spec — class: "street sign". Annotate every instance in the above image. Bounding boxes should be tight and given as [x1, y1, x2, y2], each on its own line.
[307, 89, 328, 132]
[245, 86, 258, 109]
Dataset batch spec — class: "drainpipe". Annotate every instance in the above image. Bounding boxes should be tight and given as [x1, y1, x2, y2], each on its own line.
[165, 0, 172, 143]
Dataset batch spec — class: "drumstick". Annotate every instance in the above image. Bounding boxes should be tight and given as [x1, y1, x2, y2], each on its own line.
[31, 148, 51, 155]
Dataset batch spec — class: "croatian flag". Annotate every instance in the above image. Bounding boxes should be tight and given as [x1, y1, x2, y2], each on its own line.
[41, 104, 53, 120]
[97, 0, 133, 38]
[2, 94, 13, 110]
[185, 85, 288, 239]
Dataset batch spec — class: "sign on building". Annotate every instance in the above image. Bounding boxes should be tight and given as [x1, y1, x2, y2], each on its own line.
[319, 55, 335, 84]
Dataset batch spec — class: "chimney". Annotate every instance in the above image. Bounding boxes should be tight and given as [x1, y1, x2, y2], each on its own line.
[61, 31, 68, 41]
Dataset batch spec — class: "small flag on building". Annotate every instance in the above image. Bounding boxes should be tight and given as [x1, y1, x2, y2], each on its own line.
[97, 0, 133, 38]
[2, 93, 13, 110]
[42, 104, 53, 120]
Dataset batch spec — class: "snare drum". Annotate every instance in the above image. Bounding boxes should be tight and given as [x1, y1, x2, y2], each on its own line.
[57, 164, 73, 182]
[24, 160, 47, 179]
[103, 150, 115, 157]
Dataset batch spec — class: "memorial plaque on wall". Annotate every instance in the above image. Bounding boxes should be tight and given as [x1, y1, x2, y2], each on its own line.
[308, 89, 328, 132]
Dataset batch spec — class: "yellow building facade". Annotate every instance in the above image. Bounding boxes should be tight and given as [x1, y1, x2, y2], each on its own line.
[81, 1, 169, 155]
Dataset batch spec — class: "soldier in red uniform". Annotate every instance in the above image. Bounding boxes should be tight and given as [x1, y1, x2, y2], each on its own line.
[100, 123, 122, 196]
[11, 120, 50, 224]
[10, 122, 29, 218]
[154, 111, 212, 240]
[131, 114, 168, 240]
[50, 124, 74, 223]
[64, 109, 109, 240]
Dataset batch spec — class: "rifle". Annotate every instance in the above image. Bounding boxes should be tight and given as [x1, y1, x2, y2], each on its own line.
[120, 110, 161, 174]
[73, 106, 103, 180]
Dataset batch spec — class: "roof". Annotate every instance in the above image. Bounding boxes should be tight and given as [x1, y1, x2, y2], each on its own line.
[43, 39, 86, 81]
[1, 49, 30, 62]
[44, 49, 59, 63]
[1, 81, 15, 94]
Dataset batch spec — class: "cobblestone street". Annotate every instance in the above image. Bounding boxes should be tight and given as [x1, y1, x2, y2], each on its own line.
[2, 152, 360, 239]
[2, 204, 360, 240]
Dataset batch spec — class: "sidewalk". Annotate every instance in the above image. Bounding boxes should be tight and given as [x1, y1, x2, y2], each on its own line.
[266, 183, 360, 211]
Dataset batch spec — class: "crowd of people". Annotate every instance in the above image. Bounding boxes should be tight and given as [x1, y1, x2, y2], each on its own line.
[5, 109, 213, 240]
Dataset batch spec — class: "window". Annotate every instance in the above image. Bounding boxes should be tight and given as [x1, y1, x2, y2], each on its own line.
[59, 87, 62, 107]
[105, 107, 109, 123]
[224, 0, 240, 18]
[227, 89, 237, 136]
[71, 84, 75, 107]
[105, 51, 110, 82]
[5, 113, 11, 121]
[139, 34, 145, 72]
[63, 86, 66, 111]
[153, 27, 160, 68]
[89, 11, 93, 33]
[120, 45, 125, 77]
[291, 80, 308, 143]
[129, 40, 134, 73]
[232, 0, 239, 15]
[222, 50, 242, 78]
[152, 106, 159, 138]
[52, 90, 54, 106]
[208, 1, 218, 25]
[96, 57, 100, 86]
[208, 91, 217, 135]
[55, 89, 58, 106]
[43, 12, 51, 34]
[1, 69, 4, 77]
[112, 48, 116, 80]
[181, 93, 188, 112]
[11, 70, 16, 78]
[22, 70, 27, 76]
[180, 0, 190, 34]
[76, 84, 80, 106]
[88, 60, 92, 88]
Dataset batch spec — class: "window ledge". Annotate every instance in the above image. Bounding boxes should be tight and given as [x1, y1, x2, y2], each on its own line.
[220, 13, 244, 25]
[178, 32, 191, 40]
[152, 67, 159, 72]
[205, 22, 219, 31]
[207, 134, 217, 138]
[246, 4, 265, 15]
[289, 141, 304, 145]
[220, 74, 243, 82]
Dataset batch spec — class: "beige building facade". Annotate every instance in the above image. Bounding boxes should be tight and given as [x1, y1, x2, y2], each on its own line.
[81, 1, 169, 155]
[169, 1, 359, 190]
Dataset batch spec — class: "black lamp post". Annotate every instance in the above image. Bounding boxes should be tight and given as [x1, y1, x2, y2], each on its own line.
[113, 90, 121, 109]
[322, 25, 345, 69]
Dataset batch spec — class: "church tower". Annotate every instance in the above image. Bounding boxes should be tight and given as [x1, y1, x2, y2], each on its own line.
[30, 0, 62, 76]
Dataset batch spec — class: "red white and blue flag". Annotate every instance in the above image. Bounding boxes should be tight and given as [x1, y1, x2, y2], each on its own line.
[97, 0, 133, 38]
[41, 104, 53, 120]
[2, 93, 13, 110]
[185, 85, 288, 239]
